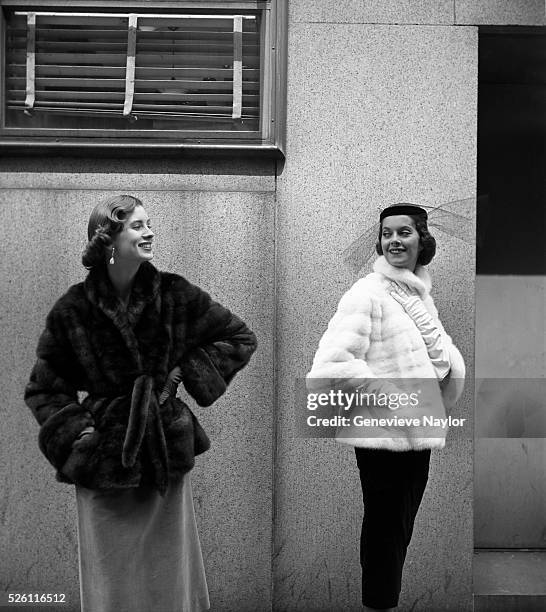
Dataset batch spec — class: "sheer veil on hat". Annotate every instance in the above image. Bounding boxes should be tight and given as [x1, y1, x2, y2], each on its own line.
[342, 196, 483, 273]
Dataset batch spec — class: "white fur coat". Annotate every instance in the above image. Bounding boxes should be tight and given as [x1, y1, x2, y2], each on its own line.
[307, 256, 465, 450]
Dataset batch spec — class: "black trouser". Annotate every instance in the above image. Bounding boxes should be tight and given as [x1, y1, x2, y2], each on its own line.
[355, 447, 431, 609]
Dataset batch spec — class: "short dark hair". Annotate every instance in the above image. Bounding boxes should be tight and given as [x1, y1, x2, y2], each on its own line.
[82, 195, 143, 269]
[375, 206, 436, 266]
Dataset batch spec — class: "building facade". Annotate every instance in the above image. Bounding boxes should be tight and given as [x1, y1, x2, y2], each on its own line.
[1, 1, 544, 610]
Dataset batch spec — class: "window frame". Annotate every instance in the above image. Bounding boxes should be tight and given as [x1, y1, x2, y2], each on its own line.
[0, 0, 286, 157]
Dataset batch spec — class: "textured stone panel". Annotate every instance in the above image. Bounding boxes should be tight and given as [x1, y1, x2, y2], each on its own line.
[275, 23, 477, 611]
[456, 0, 545, 25]
[290, 0, 454, 24]
[475, 276, 545, 439]
[0, 171, 275, 192]
[474, 550, 546, 595]
[475, 440, 546, 548]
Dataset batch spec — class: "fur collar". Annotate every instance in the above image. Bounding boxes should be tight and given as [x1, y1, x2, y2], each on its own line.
[372, 255, 431, 298]
[84, 262, 161, 367]
[84, 261, 160, 322]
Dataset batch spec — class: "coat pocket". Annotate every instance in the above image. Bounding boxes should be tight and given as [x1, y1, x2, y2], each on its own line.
[39, 404, 95, 471]
[58, 423, 142, 490]
[58, 429, 101, 488]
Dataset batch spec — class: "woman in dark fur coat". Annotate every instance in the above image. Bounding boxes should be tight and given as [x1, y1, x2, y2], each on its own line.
[25, 194, 257, 612]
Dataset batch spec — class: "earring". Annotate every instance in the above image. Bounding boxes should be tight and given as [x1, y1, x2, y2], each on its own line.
[109, 247, 115, 265]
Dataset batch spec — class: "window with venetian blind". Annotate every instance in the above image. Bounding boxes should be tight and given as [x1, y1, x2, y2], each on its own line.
[0, 1, 286, 154]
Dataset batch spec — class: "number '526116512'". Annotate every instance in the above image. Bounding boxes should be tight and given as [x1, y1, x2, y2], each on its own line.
[6, 592, 66, 604]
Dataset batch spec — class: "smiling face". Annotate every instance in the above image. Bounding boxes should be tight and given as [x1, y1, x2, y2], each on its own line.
[110, 205, 154, 265]
[380, 214, 422, 270]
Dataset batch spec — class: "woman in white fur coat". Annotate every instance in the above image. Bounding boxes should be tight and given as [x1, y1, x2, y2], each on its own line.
[307, 204, 465, 611]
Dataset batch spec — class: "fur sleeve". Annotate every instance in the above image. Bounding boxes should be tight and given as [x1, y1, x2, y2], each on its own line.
[307, 281, 401, 397]
[178, 283, 257, 407]
[24, 302, 94, 470]
[308, 283, 376, 380]
[425, 297, 466, 408]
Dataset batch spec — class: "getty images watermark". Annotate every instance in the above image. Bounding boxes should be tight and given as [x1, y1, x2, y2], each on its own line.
[294, 378, 472, 439]
[306, 389, 466, 428]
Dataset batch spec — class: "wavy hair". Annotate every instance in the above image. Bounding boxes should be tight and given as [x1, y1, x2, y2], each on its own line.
[82, 195, 143, 269]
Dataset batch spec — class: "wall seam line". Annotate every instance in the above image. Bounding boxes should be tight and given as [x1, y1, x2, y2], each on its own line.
[270, 158, 279, 611]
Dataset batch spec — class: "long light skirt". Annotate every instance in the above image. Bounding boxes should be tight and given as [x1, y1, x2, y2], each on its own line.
[76, 474, 210, 612]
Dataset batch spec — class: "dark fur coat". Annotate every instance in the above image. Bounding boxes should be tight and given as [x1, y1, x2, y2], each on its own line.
[25, 262, 257, 494]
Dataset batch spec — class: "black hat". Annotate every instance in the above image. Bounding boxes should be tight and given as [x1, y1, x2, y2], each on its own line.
[379, 203, 428, 222]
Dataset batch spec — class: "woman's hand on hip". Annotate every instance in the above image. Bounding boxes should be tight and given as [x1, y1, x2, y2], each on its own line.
[72, 426, 95, 447]
[159, 366, 183, 405]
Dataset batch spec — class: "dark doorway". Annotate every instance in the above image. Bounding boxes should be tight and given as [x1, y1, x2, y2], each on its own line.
[474, 25, 546, 612]
[477, 26, 545, 275]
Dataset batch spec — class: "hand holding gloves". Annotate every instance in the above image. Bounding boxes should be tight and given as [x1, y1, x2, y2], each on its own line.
[389, 282, 451, 380]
